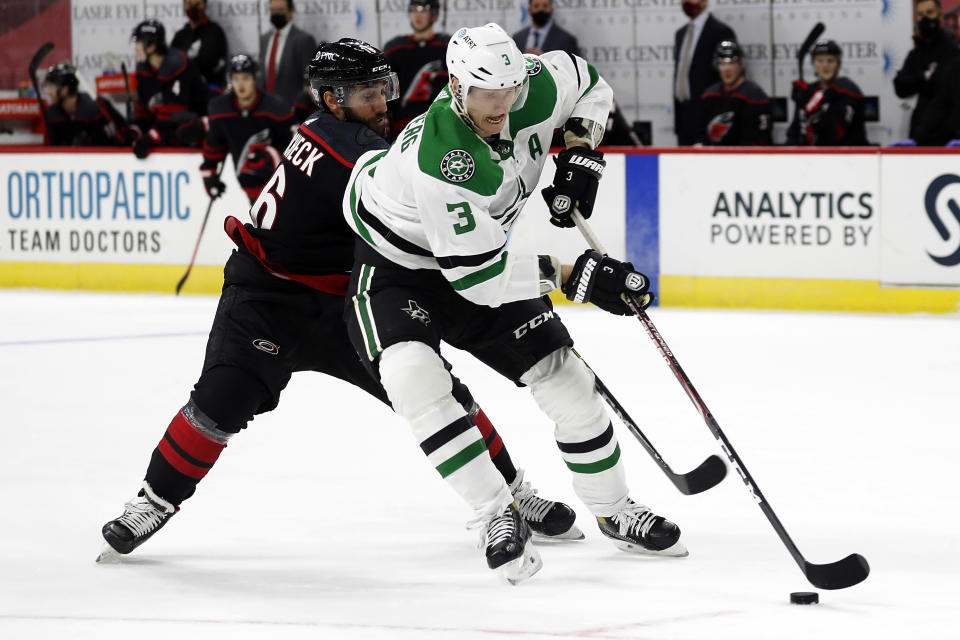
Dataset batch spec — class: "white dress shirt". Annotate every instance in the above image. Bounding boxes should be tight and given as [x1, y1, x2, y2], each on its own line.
[676, 10, 711, 102]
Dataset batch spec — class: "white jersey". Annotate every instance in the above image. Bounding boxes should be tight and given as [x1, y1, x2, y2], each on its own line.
[343, 50, 613, 307]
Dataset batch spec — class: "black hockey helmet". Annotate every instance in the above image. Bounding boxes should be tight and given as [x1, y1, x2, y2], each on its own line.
[45, 62, 79, 95]
[132, 19, 167, 51]
[811, 39, 842, 60]
[228, 54, 259, 77]
[307, 39, 399, 110]
[713, 40, 743, 66]
[410, 0, 440, 11]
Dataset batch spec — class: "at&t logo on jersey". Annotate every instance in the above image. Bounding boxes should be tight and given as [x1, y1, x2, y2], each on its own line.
[924, 174, 960, 266]
[440, 149, 475, 183]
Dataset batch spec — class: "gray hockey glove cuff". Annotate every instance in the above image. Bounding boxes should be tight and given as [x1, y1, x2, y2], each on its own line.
[538, 255, 562, 294]
[540, 147, 605, 228]
[562, 249, 653, 315]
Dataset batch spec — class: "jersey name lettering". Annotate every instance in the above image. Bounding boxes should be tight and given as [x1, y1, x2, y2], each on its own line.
[283, 131, 325, 177]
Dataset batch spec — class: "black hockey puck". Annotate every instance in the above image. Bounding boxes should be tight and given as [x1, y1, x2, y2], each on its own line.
[790, 591, 819, 605]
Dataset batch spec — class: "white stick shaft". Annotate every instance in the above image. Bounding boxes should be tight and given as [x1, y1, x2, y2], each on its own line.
[571, 209, 607, 255]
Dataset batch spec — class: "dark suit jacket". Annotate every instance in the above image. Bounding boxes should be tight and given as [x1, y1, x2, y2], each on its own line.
[512, 22, 579, 57]
[673, 14, 736, 145]
[258, 24, 317, 106]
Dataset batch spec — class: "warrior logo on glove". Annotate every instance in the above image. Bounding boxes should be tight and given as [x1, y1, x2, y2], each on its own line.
[541, 147, 606, 228]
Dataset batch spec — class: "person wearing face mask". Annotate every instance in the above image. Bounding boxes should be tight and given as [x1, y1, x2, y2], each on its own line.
[171, 0, 228, 90]
[892, 0, 960, 145]
[258, 0, 317, 105]
[511, 0, 580, 58]
[673, 0, 737, 145]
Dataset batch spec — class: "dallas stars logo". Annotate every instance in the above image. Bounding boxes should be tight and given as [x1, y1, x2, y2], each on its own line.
[440, 149, 475, 183]
[402, 300, 431, 325]
[524, 56, 542, 76]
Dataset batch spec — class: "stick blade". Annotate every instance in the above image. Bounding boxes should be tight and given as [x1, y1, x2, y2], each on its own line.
[670, 454, 727, 495]
[797, 23, 826, 61]
[804, 553, 870, 590]
[29, 42, 55, 74]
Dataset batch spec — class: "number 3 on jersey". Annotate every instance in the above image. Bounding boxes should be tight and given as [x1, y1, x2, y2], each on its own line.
[448, 201, 475, 234]
[248, 164, 286, 229]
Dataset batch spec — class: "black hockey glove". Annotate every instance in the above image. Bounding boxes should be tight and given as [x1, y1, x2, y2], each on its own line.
[132, 127, 160, 159]
[540, 147, 605, 228]
[200, 167, 225, 199]
[562, 250, 653, 316]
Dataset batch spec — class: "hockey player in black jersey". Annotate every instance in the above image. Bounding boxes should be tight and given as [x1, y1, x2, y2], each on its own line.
[382, 0, 451, 138]
[787, 40, 870, 146]
[99, 39, 580, 564]
[41, 62, 128, 147]
[199, 54, 296, 203]
[696, 41, 772, 146]
[130, 19, 211, 159]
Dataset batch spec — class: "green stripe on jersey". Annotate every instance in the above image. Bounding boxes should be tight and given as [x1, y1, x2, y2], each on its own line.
[509, 64, 558, 138]
[565, 445, 621, 474]
[581, 62, 600, 98]
[436, 439, 487, 478]
[353, 265, 381, 360]
[449, 252, 509, 291]
[417, 95, 503, 196]
[349, 151, 388, 246]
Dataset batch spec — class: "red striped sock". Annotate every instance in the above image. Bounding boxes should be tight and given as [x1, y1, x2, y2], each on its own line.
[156, 411, 227, 480]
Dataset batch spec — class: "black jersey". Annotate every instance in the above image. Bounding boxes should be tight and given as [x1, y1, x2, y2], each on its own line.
[46, 92, 127, 146]
[170, 17, 229, 89]
[786, 77, 869, 146]
[201, 91, 295, 172]
[135, 48, 210, 143]
[291, 88, 316, 125]
[697, 80, 772, 146]
[224, 111, 388, 294]
[383, 33, 450, 138]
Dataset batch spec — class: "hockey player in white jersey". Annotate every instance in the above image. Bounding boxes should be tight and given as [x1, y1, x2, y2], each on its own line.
[342, 23, 686, 584]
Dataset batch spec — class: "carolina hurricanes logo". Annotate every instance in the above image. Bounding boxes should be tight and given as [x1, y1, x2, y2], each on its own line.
[252, 339, 279, 355]
[707, 111, 735, 143]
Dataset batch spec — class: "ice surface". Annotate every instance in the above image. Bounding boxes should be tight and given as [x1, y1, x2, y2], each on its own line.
[1, 290, 958, 639]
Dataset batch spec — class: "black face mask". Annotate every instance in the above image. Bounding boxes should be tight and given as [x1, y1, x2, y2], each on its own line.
[531, 10, 551, 27]
[917, 16, 940, 39]
[270, 13, 288, 30]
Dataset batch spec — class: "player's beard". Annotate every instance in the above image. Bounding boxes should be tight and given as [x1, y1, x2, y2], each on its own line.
[345, 106, 390, 138]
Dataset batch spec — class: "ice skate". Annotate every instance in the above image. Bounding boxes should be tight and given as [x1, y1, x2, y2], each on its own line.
[597, 498, 688, 557]
[509, 469, 584, 542]
[97, 484, 177, 562]
[480, 502, 542, 585]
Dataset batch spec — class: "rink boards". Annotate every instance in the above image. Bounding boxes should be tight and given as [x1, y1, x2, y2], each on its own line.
[1, 147, 959, 312]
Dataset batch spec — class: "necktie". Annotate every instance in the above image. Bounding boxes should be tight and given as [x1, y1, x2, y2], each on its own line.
[676, 24, 693, 102]
[532, 30, 540, 50]
[266, 31, 279, 93]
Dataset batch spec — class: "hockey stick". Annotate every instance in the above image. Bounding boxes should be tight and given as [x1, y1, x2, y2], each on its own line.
[175, 162, 225, 295]
[797, 22, 825, 83]
[120, 62, 134, 123]
[27, 42, 55, 144]
[570, 210, 869, 590]
[572, 349, 727, 495]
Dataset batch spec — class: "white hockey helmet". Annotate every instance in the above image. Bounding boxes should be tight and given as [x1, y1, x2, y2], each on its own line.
[446, 23, 528, 121]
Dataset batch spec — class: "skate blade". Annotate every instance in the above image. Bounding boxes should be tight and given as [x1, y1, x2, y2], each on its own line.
[95, 544, 123, 564]
[613, 539, 689, 558]
[532, 524, 585, 543]
[498, 546, 543, 585]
